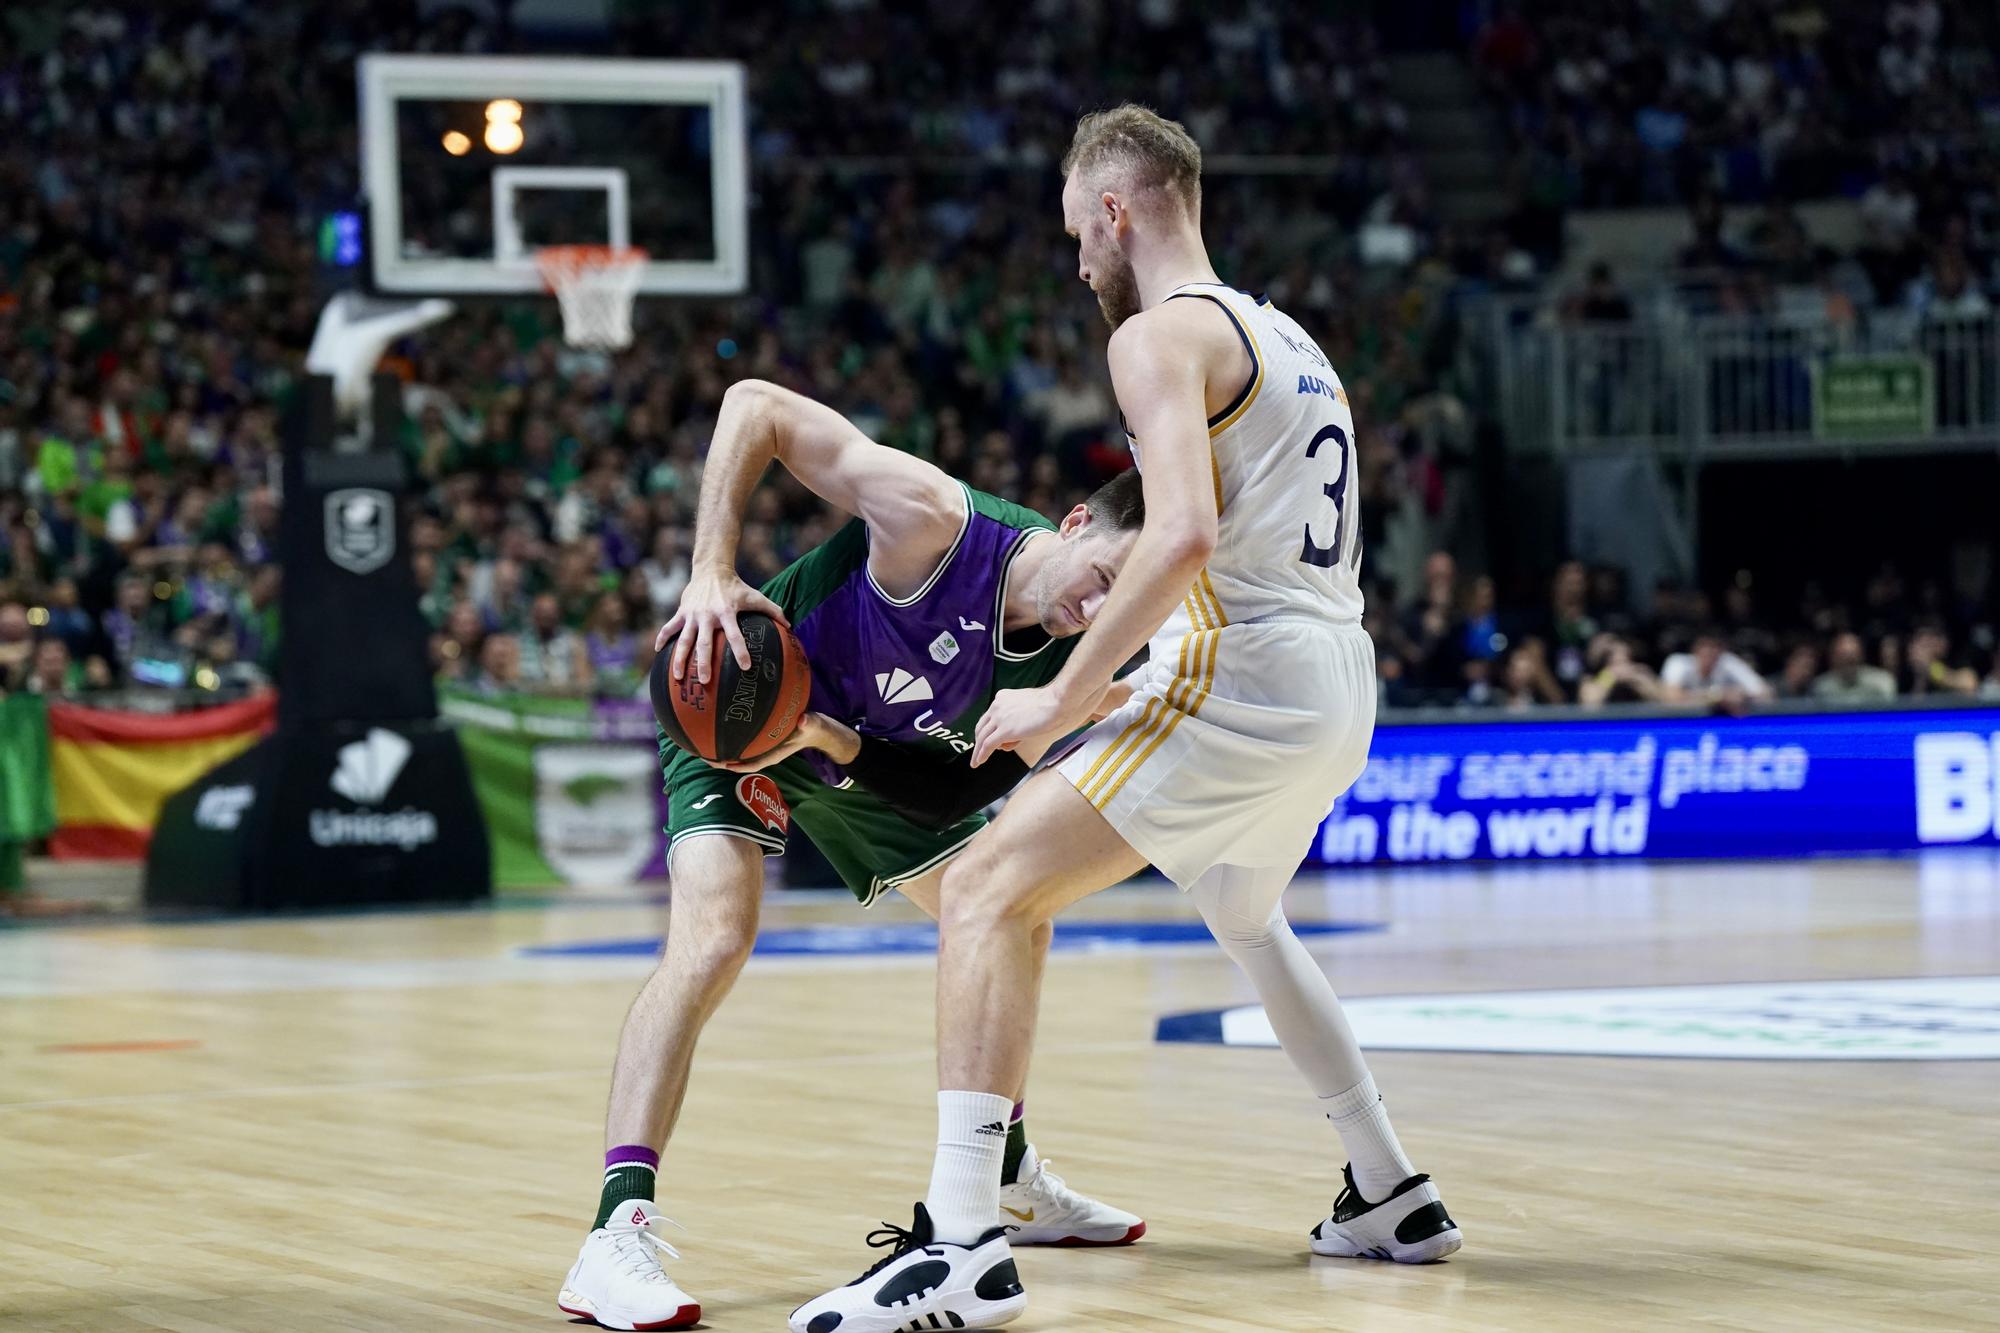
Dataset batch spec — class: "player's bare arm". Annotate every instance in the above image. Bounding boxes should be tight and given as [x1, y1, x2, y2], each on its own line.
[971, 300, 1239, 765]
[662, 378, 964, 682]
[1090, 677, 1135, 719]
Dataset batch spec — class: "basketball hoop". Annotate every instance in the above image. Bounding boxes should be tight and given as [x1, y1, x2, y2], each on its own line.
[535, 244, 646, 350]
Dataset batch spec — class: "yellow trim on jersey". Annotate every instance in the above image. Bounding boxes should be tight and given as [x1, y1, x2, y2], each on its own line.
[1198, 570, 1229, 629]
[1084, 568, 1232, 809]
[1079, 605, 1198, 802]
[1077, 694, 1164, 800]
[1204, 301, 1260, 515]
[1161, 288, 1257, 515]
[1187, 615, 1224, 715]
[1091, 627, 1215, 809]
[1208, 306, 1263, 437]
[1184, 582, 1210, 634]
[1074, 595, 1197, 795]
[1085, 641, 1199, 806]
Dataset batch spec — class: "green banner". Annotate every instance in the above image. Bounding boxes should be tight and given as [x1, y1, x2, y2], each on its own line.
[0, 694, 55, 893]
[1812, 355, 1933, 441]
[442, 690, 666, 892]
[0, 693, 56, 840]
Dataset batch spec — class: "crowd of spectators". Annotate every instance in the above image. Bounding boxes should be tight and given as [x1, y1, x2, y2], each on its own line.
[1474, 0, 2000, 213]
[1372, 551, 2000, 711]
[0, 2, 1992, 718]
[0, 1, 1474, 703]
[1479, 0, 2000, 346]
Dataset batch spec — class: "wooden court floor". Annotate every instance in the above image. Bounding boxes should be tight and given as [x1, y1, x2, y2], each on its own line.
[3, 855, 1998, 1332]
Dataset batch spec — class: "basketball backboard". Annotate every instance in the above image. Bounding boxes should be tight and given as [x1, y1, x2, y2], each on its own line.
[358, 55, 747, 297]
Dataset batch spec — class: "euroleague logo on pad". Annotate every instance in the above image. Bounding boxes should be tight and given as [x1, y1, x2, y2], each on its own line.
[735, 774, 790, 834]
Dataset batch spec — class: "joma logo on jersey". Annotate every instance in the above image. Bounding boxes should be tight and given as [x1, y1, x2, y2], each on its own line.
[913, 710, 974, 754]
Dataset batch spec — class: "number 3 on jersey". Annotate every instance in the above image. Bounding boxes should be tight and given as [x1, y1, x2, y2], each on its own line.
[1299, 422, 1357, 570]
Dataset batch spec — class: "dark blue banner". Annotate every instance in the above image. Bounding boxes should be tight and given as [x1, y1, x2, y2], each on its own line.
[1309, 708, 2000, 865]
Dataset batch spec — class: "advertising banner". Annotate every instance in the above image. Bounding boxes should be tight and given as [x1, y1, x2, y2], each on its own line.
[445, 691, 667, 891]
[146, 720, 490, 912]
[48, 694, 276, 859]
[1309, 707, 2000, 866]
[0, 694, 54, 891]
[1811, 354, 1933, 442]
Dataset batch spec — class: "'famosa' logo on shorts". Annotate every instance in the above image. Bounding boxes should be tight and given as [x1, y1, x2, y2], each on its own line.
[735, 774, 790, 834]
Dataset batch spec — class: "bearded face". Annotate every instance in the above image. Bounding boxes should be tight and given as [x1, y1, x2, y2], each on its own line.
[1090, 244, 1142, 329]
[1063, 175, 1143, 330]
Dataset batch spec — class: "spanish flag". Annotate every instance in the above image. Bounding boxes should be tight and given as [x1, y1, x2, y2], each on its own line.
[48, 695, 276, 859]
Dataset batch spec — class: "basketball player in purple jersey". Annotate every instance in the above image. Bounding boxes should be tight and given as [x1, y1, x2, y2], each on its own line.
[558, 379, 1148, 1331]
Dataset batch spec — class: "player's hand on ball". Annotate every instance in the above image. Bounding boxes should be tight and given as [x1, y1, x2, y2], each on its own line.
[972, 683, 1092, 768]
[657, 569, 788, 684]
[711, 712, 859, 774]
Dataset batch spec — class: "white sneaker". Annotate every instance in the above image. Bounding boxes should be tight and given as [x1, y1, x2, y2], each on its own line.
[1309, 1165, 1462, 1263]
[789, 1202, 1027, 1333]
[998, 1144, 1146, 1247]
[557, 1200, 701, 1330]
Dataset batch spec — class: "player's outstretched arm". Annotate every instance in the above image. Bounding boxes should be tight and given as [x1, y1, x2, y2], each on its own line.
[972, 304, 1222, 765]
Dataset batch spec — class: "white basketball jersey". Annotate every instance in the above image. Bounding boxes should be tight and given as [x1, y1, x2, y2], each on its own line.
[1126, 282, 1365, 641]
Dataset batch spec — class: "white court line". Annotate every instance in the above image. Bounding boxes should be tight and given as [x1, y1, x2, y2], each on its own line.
[0, 1039, 1149, 1114]
[0, 933, 1326, 998]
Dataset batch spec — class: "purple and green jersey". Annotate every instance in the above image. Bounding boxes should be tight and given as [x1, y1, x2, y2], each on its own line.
[775, 483, 1070, 782]
[659, 485, 1074, 903]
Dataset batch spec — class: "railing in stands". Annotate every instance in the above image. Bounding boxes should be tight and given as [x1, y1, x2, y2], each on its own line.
[1479, 303, 2000, 458]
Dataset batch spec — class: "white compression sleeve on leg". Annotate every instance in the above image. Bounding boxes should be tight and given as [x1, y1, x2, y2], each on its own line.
[1190, 863, 1414, 1197]
[1190, 862, 1371, 1096]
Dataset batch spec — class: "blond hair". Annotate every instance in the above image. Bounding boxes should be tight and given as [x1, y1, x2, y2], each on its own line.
[1060, 104, 1202, 212]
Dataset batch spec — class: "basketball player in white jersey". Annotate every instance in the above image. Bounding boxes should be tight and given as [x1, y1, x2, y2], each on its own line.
[790, 105, 1459, 1333]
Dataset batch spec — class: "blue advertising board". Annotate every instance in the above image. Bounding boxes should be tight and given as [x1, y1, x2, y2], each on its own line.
[1309, 708, 2000, 865]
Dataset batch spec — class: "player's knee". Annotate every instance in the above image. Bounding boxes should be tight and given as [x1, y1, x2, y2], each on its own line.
[669, 915, 756, 992]
[662, 856, 762, 992]
[939, 849, 1044, 936]
[1196, 897, 1289, 960]
[1207, 919, 1274, 960]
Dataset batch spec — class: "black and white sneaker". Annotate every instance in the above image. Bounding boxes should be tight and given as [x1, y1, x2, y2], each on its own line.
[788, 1202, 1028, 1333]
[1309, 1165, 1462, 1263]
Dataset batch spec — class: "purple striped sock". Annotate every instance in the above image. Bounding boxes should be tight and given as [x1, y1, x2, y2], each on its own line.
[595, 1144, 661, 1229]
[606, 1144, 659, 1173]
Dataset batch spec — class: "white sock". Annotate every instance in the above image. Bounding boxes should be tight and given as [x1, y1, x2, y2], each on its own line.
[1321, 1074, 1416, 1202]
[925, 1090, 1013, 1244]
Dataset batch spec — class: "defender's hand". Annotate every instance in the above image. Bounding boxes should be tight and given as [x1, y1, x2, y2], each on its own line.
[656, 569, 788, 684]
[972, 684, 1092, 768]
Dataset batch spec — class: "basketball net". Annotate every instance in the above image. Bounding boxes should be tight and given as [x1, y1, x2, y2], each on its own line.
[535, 244, 646, 350]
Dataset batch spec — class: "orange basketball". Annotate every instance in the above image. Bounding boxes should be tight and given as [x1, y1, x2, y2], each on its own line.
[649, 613, 811, 762]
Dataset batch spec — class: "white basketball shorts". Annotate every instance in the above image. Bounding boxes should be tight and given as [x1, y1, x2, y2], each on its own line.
[1057, 617, 1376, 888]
